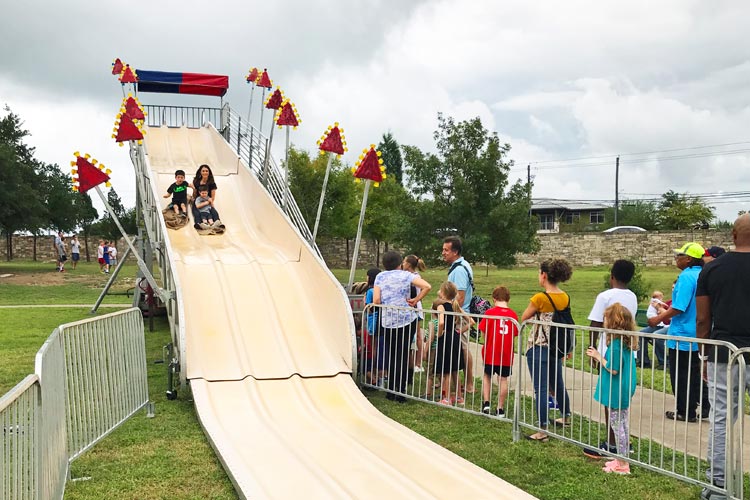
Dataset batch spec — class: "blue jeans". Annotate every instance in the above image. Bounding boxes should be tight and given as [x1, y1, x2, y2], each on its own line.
[526, 345, 570, 428]
[639, 326, 667, 366]
[706, 361, 750, 488]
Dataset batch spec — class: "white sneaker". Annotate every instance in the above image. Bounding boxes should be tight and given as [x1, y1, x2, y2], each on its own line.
[199, 222, 211, 230]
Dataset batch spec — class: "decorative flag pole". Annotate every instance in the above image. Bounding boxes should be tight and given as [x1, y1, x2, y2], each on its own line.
[118, 64, 138, 98]
[245, 67, 259, 126]
[347, 145, 387, 291]
[111, 106, 145, 148]
[312, 123, 348, 243]
[70, 153, 167, 302]
[256, 69, 273, 133]
[273, 99, 301, 208]
[262, 87, 284, 184]
[111, 58, 125, 96]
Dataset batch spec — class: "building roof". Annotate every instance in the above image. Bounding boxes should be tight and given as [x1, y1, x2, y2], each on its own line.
[531, 198, 610, 211]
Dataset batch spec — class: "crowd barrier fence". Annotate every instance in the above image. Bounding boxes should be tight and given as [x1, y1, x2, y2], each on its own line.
[356, 303, 749, 499]
[0, 308, 149, 499]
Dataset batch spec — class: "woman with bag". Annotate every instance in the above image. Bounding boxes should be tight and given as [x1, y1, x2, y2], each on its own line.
[520, 258, 574, 441]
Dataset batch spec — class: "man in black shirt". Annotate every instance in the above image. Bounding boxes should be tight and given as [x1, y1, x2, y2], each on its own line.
[696, 213, 750, 498]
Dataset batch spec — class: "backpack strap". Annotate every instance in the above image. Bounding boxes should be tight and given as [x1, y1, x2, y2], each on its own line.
[542, 291, 570, 312]
[448, 260, 476, 292]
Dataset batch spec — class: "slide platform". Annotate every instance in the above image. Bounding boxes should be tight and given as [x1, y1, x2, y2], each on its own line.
[143, 125, 534, 499]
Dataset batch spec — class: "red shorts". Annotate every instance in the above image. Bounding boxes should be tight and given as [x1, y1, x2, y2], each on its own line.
[98, 257, 105, 264]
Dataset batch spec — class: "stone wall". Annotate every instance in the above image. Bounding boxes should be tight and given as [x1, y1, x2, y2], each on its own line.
[317, 238, 406, 269]
[0, 235, 129, 262]
[4, 230, 732, 268]
[514, 229, 734, 267]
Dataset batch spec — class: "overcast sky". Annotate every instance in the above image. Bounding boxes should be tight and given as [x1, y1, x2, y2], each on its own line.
[2, 0, 749, 223]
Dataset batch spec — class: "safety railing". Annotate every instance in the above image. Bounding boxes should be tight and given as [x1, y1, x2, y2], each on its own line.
[58, 310, 149, 461]
[222, 106, 317, 250]
[0, 375, 40, 500]
[143, 105, 222, 129]
[724, 347, 750, 499]
[357, 303, 749, 499]
[129, 141, 185, 387]
[0, 308, 148, 500]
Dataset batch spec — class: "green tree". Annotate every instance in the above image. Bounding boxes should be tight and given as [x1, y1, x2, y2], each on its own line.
[377, 132, 403, 185]
[602, 258, 652, 302]
[361, 174, 411, 264]
[658, 190, 714, 229]
[89, 188, 136, 242]
[73, 193, 99, 261]
[0, 107, 45, 260]
[287, 147, 358, 241]
[402, 113, 537, 266]
[604, 200, 660, 230]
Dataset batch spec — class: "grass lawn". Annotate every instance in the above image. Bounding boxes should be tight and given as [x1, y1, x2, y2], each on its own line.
[0, 261, 735, 499]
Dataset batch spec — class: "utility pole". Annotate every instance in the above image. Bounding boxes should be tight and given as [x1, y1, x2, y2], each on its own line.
[527, 163, 532, 220]
[614, 156, 620, 226]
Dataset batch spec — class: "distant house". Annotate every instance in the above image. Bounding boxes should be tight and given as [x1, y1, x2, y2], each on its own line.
[531, 199, 609, 233]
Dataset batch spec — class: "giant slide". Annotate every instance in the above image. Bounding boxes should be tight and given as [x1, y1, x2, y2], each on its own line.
[144, 124, 533, 499]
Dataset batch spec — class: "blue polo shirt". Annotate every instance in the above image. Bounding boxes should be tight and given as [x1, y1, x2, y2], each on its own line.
[447, 257, 473, 312]
[667, 265, 701, 351]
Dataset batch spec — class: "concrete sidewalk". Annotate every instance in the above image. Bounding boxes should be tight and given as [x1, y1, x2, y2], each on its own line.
[465, 343, 750, 473]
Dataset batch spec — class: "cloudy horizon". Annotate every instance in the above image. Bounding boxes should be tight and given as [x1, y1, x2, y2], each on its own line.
[2, 0, 749, 225]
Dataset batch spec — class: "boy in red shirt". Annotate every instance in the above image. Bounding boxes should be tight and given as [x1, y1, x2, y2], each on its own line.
[478, 286, 519, 417]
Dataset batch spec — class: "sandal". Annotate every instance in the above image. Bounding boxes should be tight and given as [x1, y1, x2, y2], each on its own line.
[524, 433, 549, 442]
[553, 418, 571, 426]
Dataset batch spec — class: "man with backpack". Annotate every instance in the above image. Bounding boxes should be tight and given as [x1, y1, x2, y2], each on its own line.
[583, 259, 638, 459]
[442, 236, 476, 394]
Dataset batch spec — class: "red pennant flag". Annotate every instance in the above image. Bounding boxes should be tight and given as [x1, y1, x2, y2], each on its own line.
[246, 67, 259, 83]
[72, 155, 111, 194]
[112, 58, 123, 75]
[276, 101, 299, 127]
[124, 96, 145, 120]
[353, 147, 386, 184]
[119, 65, 138, 83]
[318, 124, 346, 155]
[265, 88, 284, 110]
[257, 68, 272, 88]
[113, 112, 144, 142]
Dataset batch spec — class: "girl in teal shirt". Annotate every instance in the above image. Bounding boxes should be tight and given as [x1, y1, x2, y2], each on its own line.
[586, 303, 638, 475]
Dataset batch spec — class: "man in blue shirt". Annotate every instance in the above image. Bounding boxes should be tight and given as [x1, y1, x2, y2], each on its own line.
[649, 241, 706, 422]
[442, 236, 475, 393]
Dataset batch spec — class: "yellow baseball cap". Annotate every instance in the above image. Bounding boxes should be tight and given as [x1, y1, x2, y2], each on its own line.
[673, 242, 705, 259]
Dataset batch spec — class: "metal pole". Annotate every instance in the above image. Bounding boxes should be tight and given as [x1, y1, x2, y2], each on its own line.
[245, 85, 256, 126]
[259, 88, 267, 132]
[527, 163, 532, 220]
[283, 126, 290, 209]
[614, 156, 620, 226]
[312, 153, 335, 243]
[93, 186, 167, 303]
[262, 125, 275, 186]
[347, 180, 371, 291]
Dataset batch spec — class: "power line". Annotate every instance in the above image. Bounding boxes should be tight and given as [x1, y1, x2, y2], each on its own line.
[519, 140, 750, 166]
[510, 148, 750, 172]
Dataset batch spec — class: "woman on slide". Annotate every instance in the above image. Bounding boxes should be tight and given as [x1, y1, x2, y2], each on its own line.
[190, 164, 223, 230]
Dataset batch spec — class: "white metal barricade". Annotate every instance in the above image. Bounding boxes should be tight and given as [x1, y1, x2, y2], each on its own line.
[357, 303, 749, 498]
[0, 308, 149, 499]
[0, 376, 40, 500]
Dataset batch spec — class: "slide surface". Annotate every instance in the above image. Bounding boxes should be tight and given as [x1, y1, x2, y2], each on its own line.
[144, 125, 534, 499]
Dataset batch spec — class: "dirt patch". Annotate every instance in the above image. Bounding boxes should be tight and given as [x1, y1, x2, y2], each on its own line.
[0, 272, 65, 286]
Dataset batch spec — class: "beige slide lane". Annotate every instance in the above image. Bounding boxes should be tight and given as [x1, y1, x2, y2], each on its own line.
[144, 125, 534, 499]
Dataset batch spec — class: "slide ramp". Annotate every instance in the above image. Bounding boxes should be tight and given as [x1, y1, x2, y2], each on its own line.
[144, 125, 533, 498]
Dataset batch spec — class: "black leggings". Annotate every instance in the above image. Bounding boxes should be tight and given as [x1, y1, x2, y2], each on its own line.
[382, 319, 418, 394]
